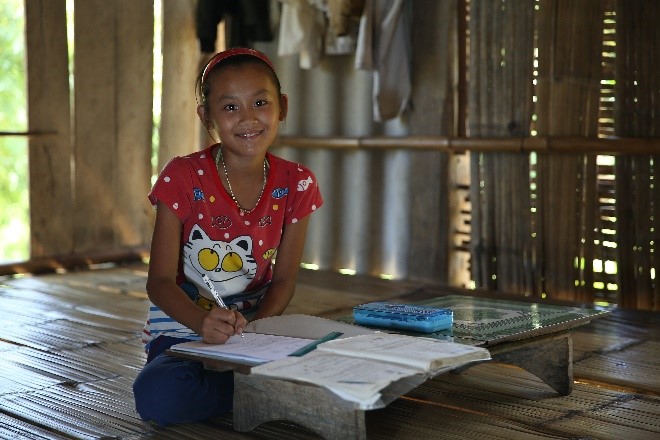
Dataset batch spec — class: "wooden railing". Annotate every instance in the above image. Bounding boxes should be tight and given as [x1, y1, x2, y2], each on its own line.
[275, 135, 660, 154]
[4, 132, 657, 154]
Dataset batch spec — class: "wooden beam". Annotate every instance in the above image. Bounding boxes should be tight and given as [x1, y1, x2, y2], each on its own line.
[0, 246, 149, 276]
[0, 131, 57, 137]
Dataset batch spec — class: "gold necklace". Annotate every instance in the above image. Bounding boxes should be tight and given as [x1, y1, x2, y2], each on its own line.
[215, 148, 267, 215]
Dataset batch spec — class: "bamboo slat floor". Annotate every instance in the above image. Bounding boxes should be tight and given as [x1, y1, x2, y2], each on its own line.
[0, 261, 658, 439]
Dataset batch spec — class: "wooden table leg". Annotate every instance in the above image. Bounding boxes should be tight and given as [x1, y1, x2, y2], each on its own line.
[233, 372, 367, 440]
[489, 333, 573, 395]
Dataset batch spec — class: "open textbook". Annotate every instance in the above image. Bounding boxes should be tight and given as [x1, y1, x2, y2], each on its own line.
[251, 332, 491, 407]
[317, 333, 490, 371]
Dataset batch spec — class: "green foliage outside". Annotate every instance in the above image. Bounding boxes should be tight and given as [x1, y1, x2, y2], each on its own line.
[0, 0, 29, 263]
[0, 1, 160, 263]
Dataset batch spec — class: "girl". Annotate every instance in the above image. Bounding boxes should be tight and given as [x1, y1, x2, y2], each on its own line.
[133, 47, 323, 425]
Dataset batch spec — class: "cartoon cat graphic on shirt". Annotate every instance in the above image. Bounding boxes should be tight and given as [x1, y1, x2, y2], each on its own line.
[180, 225, 257, 310]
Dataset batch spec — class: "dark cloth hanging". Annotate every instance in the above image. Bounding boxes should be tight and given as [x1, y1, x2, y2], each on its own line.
[239, 0, 274, 43]
[196, 0, 273, 52]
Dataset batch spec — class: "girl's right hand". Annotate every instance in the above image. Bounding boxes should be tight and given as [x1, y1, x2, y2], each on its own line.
[200, 308, 247, 344]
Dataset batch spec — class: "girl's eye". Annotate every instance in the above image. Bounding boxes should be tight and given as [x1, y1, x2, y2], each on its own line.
[255, 100, 268, 107]
[224, 104, 238, 111]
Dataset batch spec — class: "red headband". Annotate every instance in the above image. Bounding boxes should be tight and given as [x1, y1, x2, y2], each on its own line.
[201, 48, 276, 83]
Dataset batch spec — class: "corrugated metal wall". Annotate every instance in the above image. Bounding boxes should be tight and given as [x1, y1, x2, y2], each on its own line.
[264, 49, 413, 279]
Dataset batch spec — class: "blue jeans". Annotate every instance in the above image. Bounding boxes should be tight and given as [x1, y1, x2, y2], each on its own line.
[132, 336, 234, 426]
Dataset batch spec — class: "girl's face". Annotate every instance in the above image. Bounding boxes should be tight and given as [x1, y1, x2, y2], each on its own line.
[199, 62, 287, 160]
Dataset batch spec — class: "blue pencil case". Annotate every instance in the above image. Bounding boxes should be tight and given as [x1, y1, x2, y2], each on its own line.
[353, 302, 453, 333]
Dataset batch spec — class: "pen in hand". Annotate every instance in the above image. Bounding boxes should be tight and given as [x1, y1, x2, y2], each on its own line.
[202, 274, 244, 337]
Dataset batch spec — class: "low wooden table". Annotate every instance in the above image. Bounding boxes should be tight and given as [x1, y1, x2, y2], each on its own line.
[396, 294, 611, 395]
[171, 294, 610, 439]
[172, 346, 437, 439]
[233, 368, 435, 439]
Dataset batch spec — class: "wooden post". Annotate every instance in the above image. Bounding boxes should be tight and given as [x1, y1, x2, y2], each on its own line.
[158, 0, 199, 171]
[25, 0, 74, 257]
[116, 0, 154, 247]
[73, 0, 154, 252]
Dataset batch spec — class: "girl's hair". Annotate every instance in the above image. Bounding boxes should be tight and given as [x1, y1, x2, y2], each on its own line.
[195, 47, 282, 108]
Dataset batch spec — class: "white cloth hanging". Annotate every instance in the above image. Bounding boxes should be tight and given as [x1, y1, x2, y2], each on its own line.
[355, 0, 411, 121]
[277, 0, 325, 69]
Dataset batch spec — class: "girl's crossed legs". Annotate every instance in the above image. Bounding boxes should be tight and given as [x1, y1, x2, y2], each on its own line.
[133, 337, 234, 426]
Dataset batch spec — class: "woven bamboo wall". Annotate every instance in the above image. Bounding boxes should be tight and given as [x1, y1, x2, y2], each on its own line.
[466, 0, 659, 311]
[468, 1, 601, 300]
[613, 0, 660, 310]
[534, 0, 604, 305]
[467, 0, 606, 303]
[467, 0, 535, 294]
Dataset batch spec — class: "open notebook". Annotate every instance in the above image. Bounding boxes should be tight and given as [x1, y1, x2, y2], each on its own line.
[169, 314, 491, 407]
[169, 314, 375, 364]
[169, 332, 315, 365]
